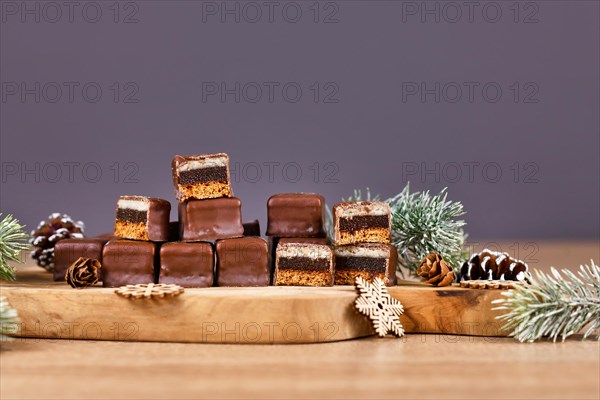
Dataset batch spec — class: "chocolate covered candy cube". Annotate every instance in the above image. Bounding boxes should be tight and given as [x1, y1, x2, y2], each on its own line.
[216, 237, 269, 287]
[178, 198, 244, 242]
[334, 243, 397, 286]
[172, 153, 233, 202]
[159, 242, 214, 287]
[270, 237, 331, 284]
[266, 193, 326, 237]
[102, 240, 158, 287]
[114, 196, 171, 241]
[333, 201, 391, 246]
[275, 242, 333, 287]
[53, 238, 108, 281]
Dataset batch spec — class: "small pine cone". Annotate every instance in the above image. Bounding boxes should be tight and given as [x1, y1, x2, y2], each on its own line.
[460, 249, 529, 282]
[66, 257, 101, 288]
[417, 253, 455, 287]
[29, 213, 85, 272]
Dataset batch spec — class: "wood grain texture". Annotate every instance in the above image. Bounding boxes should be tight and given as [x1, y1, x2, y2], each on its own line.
[1, 335, 599, 400]
[1, 241, 599, 400]
[1, 266, 507, 343]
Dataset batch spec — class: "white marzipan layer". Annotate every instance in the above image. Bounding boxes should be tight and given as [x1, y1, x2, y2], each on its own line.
[278, 244, 331, 259]
[117, 199, 149, 212]
[335, 245, 388, 258]
[336, 202, 390, 218]
[178, 157, 227, 172]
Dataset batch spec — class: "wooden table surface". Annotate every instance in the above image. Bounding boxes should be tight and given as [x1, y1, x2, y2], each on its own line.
[1, 240, 599, 400]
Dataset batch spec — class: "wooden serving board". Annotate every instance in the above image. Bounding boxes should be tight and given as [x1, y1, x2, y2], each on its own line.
[1, 266, 509, 344]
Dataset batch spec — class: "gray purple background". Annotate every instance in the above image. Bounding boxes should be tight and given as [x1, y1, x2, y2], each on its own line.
[1, 1, 599, 241]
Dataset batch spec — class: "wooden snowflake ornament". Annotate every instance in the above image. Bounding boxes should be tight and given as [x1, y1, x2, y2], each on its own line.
[115, 283, 184, 299]
[354, 276, 405, 337]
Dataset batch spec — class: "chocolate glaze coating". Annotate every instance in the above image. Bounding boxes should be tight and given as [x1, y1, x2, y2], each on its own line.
[146, 199, 171, 241]
[102, 240, 158, 287]
[159, 242, 214, 287]
[266, 193, 326, 237]
[179, 198, 244, 242]
[53, 238, 108, 281]
[216, 237, 269, 287]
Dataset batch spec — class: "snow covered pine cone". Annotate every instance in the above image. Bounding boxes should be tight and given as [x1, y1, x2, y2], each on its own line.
[417, 253, 456, 287]
[460, 248, 529, 282]
[30, 213, 85, 272]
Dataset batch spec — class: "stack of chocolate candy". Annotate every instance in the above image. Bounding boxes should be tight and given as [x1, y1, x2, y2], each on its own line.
[103, 195, 172, 286]
[268, 193, 333, 286]
[331, 201, 397, 286]
[54, 152, 270, 288]
[172, 153, 269, 287]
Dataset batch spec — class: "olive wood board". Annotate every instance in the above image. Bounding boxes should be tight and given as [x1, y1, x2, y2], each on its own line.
[1, 266, 509, 344]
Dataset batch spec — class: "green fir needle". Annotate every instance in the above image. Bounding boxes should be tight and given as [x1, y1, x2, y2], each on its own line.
[0, 214, 30, 281]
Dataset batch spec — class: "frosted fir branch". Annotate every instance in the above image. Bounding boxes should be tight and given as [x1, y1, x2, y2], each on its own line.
[493, 261, 600, 342]
[0, 214, 30, 281]
[387, 184, 466, 277]
[343, 188, 381, 203]
[0, 296, 19, 344]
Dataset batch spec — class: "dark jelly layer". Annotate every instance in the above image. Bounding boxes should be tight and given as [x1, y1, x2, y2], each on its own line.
[116, 208, 147, 224]
[335, 256, 387, 273]
[277, 257, 330, 271]
[178, 166, 228, 185]
[338, 215, 388, 231]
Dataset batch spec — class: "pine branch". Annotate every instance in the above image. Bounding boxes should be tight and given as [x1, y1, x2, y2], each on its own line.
[0, 296, 19, 344]
[493, 261, 600, 342]
[0, 214, 30, 281]
[327, 184, 467, 277]
[388, 184, 466, 277]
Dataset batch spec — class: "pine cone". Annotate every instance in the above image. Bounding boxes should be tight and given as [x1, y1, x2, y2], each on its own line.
[65, 257, 101, 288]
[417, 253, 455, 287]
[29, 213, 85, 272]
[460, 249, 529, 282]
